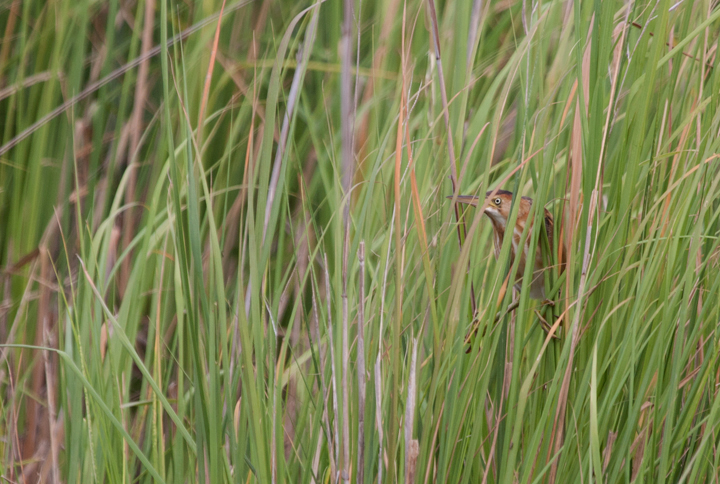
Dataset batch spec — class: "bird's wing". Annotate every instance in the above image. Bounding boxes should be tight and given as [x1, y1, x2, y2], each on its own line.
[447, 195, 480, 206]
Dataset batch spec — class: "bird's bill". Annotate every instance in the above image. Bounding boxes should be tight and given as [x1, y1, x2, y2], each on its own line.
[483, 206, 500, 216]
[447, 195, 479, 206]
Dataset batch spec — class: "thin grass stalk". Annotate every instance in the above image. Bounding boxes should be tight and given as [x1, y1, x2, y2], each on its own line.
[374, 357, 383, 484]
[340, 0, 355, 199]
[421, 398, 444, 484]
[390, 46, 405, 482]
[466, 0, 484, 70]
[404, 337, 419, 484]
[352, 0, 363, 134]
[152, 234, 169, 480]
[311, 274, 337, 479]
[0, 0, 20, 73]
[311, 433, 324, 484]
[324, 253, 341, 482]
[283, 207, 313, 457]
[340, 0, 356, 477]
[6, 368, 20, 480]
[41, 248, 59, 484]
[356, 241, 366, 484]
[196, 0, 227, 146]
[481, 323, 513, 484]
[375, 206, 395, 484]
[424, 0, 458, 180]
[42, 334, 59, 484]
[67, 128, 99, 484]
[24, 244, 55, 462]
[240, 62, 259, 318]
[269, 304, 278, 484]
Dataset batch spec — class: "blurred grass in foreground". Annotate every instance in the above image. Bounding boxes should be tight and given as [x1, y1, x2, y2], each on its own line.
[1, 0, 720, 482]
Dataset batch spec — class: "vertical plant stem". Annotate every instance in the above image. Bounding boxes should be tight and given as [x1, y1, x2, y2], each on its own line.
[340, 0, 356, 477]
[376, 207, 394, 484]
[404, 337, 419, 484]
[466, 0, 484, 70]
[341, 240, 351, 482]
[356, 241, 366, 484]
[40, 245, 59, 484]
[43, 331, 59, 484]
[390, 54, 405, 483]
[374, 356, 384, 484]
[324, 253, 341, 482]
[311, 275, 337, 479]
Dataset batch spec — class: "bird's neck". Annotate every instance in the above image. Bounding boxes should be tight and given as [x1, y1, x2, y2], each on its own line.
[490, 218, 505, 239]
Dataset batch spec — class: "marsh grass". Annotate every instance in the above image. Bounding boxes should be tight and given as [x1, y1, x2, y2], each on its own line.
[1, 0, 720, 482]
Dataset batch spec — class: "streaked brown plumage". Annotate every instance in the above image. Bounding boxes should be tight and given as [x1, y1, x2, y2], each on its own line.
[451, 190, 565, 300]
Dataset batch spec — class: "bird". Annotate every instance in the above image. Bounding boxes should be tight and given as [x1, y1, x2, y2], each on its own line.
[449, 190, 565, 302]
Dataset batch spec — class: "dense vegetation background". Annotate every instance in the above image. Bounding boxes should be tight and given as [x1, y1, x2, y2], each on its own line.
[1, 0, 720, 482]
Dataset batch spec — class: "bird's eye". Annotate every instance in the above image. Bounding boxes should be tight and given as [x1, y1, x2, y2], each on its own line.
[494, 198, 501, 205]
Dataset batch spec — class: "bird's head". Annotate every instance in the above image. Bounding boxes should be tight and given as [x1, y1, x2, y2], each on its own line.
[448, 190, 532, 229]
[483, 190, 516, 228]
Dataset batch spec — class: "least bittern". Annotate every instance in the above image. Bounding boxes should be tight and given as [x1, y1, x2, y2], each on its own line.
[451, 190, 566, 339]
